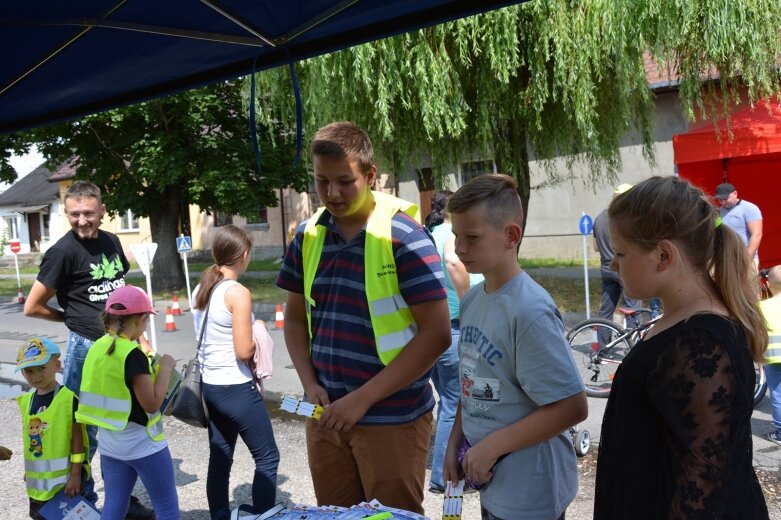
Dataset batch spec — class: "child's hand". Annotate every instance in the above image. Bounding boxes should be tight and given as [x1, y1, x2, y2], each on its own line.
[461, 439, 499, 486]
[0, 446, 12, 460]
[443, 442, 463, 483]
[64, 469, 81, 497]
[158, 354, 176, 373]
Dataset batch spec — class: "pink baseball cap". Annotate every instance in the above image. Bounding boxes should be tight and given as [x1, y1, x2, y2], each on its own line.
[105, 285, 159, 315]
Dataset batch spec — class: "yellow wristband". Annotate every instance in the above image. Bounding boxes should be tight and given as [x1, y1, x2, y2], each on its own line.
[70, 453, 85, 463]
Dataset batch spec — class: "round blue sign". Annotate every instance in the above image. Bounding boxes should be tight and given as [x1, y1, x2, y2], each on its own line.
[579, 214, 593, 236]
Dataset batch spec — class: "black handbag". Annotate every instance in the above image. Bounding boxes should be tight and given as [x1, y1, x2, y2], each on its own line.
[171, 281, 225, 428]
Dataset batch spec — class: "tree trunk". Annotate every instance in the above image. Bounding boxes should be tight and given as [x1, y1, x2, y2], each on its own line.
[149, 186, 185, 291]
[493, 116, 531, 237]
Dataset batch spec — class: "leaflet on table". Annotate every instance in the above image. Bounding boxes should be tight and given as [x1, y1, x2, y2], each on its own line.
[247, 499, 430, 519]
[150, 353, 184, 414]
[39, 489, 100, 520]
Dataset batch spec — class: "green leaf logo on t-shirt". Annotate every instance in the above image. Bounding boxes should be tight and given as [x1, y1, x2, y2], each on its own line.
[90, 254, 122, 280]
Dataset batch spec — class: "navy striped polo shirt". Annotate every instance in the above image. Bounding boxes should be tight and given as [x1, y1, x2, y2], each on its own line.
[276, 209, 447, 424]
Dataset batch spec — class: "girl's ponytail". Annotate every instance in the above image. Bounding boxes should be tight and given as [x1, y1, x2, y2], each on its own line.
[711, 222, 768, 363]
[194, 264, 223, 310]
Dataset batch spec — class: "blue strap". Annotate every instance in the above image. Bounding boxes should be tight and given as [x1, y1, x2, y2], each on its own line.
[286, 51, 303, 166]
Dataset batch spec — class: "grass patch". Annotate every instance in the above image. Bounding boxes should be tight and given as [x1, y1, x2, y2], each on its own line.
[188, 259, 281, 273]
[520, 257, 600, 269]
[533, 275, 602, 314]
[124, 275, 286, 304]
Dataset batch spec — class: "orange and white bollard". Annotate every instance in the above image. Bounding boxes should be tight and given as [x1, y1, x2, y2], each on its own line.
[163, 306, 177, 332]
[16, 287, 25, 305]
[275, 304, 284, 329]
[171, 294, 182, 315]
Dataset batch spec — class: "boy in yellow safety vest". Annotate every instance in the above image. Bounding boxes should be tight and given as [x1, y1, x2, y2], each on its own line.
[15, 337, 88, 519]
[761, 265, 781, 444]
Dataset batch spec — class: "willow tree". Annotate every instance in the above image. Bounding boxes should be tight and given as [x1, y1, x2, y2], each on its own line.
[248, 0, 781, 217]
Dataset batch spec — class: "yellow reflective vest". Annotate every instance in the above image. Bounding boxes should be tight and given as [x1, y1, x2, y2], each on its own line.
[762, 296, 781, 364]
[303, 191, 420, 366]
[76, 335, 164, 441]
[17, 386, 89, 501]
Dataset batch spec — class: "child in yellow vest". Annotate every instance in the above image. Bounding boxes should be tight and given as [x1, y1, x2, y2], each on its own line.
[76, 285, 179, 519]
[761, 265, 781, 444]
[15, 337, 88, 519]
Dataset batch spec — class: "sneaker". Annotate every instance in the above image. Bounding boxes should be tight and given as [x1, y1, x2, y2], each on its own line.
[125, 495, 155, 520]
[767, 431, 781, 445]
[429, 485, 446, 494]
[429, 484, 477, 495]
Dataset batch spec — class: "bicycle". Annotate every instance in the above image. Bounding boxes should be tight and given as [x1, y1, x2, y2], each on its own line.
[566, 308, 657, 398]
[567, 308, 768, 406]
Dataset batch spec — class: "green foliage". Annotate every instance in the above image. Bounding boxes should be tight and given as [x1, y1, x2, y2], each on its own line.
[0, 133, 29, 184]
[27, 81, 309, 221]
[248, 1, 781, 195]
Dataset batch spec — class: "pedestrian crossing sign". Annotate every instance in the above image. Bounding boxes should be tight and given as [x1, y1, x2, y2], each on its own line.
[176, 235, 192, 253]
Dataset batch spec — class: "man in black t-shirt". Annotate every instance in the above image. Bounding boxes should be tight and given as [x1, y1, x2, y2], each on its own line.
[24, 181, 154, 520]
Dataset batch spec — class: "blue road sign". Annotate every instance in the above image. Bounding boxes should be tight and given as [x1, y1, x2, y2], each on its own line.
[579, 214, 593, 236]
[176, 235, 192, 253]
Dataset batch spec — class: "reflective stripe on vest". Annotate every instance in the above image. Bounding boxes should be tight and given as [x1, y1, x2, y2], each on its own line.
[25, 456, 69, 473]
[761, 298, 781, 364]
[78, 335, 165, 441]
[303, 191, 420, 365]
[766, 335, 781, 364]
[26, 474, 69, 492]
[16, 386, 84, 501]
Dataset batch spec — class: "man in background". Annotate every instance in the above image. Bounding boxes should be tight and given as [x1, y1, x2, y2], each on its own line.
[715, 182, 763, 263]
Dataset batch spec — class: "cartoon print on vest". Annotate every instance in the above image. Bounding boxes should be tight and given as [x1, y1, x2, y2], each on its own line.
[28, 417, 46, 457]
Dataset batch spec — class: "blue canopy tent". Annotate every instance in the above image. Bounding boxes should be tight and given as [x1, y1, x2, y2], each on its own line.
[0, 0, 525, 133]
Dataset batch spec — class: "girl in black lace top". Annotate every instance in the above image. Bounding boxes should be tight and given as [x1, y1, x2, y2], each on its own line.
[593, 176, 769, 519]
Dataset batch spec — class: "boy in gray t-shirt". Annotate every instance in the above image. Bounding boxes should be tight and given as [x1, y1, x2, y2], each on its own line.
[444, 174, 588, 520]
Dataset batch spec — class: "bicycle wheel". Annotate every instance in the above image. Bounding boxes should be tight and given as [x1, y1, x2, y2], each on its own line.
[566, 318, 633, 397]
[754, 362, 767, 408]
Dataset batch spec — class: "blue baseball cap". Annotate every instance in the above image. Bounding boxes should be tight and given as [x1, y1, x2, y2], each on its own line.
[15, 337, 61, 372]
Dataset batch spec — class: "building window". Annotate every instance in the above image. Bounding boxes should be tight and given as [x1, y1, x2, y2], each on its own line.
[214, 211, 233, 227]
[5, 217, 19, 239]
[118, 209, 139, 231]
[41, 214, 50, 241]
[460, 160, 495, 183]
[246, 207, 268, 225]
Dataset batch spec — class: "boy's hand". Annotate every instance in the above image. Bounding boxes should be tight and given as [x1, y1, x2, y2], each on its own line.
[0, 446, 12, 460]
[64, 468, 81, 497]
[461, 439, 499, 486]
[319, 392, 370, 432]
[304, 383, 331, 408]
[443, 442, 463, 483]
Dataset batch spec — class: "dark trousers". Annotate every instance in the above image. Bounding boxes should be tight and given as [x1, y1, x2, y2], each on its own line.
[203, 381, 280, 520]
[598, 277, 642, 345]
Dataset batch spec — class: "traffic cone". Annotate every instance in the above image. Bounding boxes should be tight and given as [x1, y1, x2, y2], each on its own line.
[171, 294, 183, 315]
[275, 304, 284, 329]
[16, 287, 25, 305]
[163, 306, 177, 332]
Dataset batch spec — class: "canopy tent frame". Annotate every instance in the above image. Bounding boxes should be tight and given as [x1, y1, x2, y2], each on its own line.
[0, 0, 525, 133]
